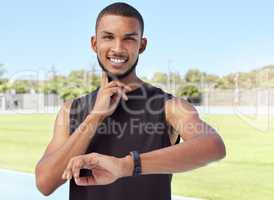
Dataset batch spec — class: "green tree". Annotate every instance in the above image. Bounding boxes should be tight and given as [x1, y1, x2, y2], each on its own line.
[176, 85, 201, 97]
[59, 87, 85, 100]
[42, 75, 66, 94]
[204, 74, 219, 85]
[11, 80, 30, 93]
[0, 79, 9, 93]
[152, 72, 168, 85]
[184, 69, 203, 83]
[176, 84, 202, 105]
[214, 78, 232, 89]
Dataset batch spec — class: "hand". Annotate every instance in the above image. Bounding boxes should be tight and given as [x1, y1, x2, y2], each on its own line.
[90, 72, 132, 121]
[62, 153, 133, 186]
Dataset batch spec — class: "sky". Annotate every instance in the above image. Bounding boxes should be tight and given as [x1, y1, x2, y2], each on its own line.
[1, 0, 274, 80]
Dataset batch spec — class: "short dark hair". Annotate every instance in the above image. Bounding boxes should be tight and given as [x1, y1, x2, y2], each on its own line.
[96, 2, 144, 36]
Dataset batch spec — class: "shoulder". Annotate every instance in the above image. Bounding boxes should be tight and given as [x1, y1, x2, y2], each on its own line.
[70, 87, 100, 108]
[144, 82, 173, 98]
[58, 100, 73, 119]
[54, 100, 73, 130]
[165, 96, 199, 122]
[76, 87, 100, 101]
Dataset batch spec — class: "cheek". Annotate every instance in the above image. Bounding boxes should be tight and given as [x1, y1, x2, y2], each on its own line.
[124, 42, 139, 54]
[96, 44, 109, 58]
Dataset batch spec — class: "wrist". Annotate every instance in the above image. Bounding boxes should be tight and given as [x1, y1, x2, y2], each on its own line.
[120, 155, 134, 178]
[87, 112, 105, 123]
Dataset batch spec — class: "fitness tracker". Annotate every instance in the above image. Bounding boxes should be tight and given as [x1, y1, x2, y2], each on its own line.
[130, 151, 142, 176]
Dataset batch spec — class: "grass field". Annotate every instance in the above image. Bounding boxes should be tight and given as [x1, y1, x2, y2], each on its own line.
[0, 113, 273, 200]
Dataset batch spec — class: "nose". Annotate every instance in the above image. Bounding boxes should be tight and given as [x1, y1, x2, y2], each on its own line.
[111, 39, 124, 53]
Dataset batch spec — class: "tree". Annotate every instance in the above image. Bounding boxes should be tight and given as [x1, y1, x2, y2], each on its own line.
[59, 87, 84, 100]
[0, 80, 9, 93]
[152, 72, 168, 85]
[214, 78, 232, 89]
[176, 85, 201, 97]
[176, 85, 202, 105]
[42, 75, 66, 94]
[204, 74, 219, 85]
[184, 69, 203, 83]
[11, 80, 30, 93]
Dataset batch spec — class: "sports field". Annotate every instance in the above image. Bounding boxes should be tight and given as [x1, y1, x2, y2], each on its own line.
[0, 113, 273, 200]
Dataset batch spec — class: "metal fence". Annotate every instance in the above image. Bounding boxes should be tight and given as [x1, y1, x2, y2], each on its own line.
[1, 89, 274, 113]
[0, 93, 63, 113]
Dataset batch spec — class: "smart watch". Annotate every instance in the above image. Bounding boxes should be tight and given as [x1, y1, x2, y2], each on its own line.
[130, 151, 142, 176]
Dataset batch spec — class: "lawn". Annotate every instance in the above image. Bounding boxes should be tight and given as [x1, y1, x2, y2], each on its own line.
[0, 114, 273, 200]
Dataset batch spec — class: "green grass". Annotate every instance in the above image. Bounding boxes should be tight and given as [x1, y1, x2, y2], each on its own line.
[172, 115, 274, 200]
[0, 114, 274, 199]
[0, 114, 55, 172]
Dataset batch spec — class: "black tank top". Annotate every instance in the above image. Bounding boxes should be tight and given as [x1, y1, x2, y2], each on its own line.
[69, 82, 180, 200]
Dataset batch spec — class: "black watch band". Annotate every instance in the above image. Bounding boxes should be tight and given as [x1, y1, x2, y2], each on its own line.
[130, 151, 142, 176]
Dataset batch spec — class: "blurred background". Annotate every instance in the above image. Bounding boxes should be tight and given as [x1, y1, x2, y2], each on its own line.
[0, 0, 274, 199]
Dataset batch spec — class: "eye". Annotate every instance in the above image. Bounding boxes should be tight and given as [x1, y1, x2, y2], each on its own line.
[102, 35, 114, 40]
[125, 37, 136, 41]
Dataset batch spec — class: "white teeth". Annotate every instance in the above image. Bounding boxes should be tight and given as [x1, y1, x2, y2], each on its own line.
[110, 58, 126, 63]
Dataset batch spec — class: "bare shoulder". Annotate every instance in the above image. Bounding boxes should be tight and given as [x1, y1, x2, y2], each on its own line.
[55, 100, 73, 135]
[165, 97, 199, 123]
[59, 100, 73, 118]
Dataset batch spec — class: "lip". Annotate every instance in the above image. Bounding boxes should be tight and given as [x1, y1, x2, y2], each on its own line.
[107, 56, 128, 69]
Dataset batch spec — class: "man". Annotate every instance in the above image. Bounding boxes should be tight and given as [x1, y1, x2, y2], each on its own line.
[35, 2, 226, 200]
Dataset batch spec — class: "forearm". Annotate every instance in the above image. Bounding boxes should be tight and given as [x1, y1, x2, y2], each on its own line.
[140, 134, 226, 175]
[35, 114, 102, 195]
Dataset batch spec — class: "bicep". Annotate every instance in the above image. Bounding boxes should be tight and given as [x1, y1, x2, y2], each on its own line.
[165, 98, 217, 141]
[43, 100, 72, 157]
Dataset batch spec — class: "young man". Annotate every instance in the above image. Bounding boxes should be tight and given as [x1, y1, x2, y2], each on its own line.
[35, 2, 226, 200]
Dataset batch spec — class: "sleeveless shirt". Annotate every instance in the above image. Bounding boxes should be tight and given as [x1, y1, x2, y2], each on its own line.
[69, 82, 180, 200]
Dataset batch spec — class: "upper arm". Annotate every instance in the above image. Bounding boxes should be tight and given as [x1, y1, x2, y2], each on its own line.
[42, 100, 73, 157]
[165, 97, 217, 141]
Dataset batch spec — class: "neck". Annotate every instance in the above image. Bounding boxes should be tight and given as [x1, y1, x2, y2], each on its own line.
[117, 69, 144, 90]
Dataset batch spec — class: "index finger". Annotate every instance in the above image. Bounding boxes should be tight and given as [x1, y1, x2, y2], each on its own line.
[100, 71, 108, 88]
[75, 176, 96, 186]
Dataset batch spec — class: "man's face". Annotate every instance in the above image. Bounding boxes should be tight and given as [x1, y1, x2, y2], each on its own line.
[91, 15, 147, 79]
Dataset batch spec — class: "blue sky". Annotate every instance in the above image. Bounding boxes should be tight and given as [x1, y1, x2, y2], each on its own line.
[1, 0, 274, 79]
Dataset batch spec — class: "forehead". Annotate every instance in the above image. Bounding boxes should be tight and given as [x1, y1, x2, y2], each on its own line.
[97, 14, 141, 35]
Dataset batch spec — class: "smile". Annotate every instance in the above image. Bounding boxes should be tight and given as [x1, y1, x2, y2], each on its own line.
[109, 58, 127, 64]
[107, 56, 129, 67]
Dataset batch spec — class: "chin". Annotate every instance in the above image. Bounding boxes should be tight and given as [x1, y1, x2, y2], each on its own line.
[108, 71, 127, 77]
[106, 66, 129, 75]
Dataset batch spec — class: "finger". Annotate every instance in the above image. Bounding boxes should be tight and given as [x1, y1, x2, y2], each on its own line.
[79, 156, 99, 170]
[100, 71, 108, 88]
[104, 87, 121, 97]
[62, 158, 74, 180]
[107, 83, 128, 101]
[62, 163, 71, 180]
[121, 88, 128, 101]
[110, 90, 123, 110]
[105, 81, 132, 92]
[86, 153, 100, 165]
[72, 158, 84, 179]
[75, 176, 96, 186]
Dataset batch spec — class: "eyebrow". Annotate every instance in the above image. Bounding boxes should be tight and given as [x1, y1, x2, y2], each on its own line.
[101, 31, 114, 35]
[124, 32, 139, 37]
[100, 31, 139, 37]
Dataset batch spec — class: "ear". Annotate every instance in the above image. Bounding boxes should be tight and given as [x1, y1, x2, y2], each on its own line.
[139, 37, 147, 54]
[91, 36, 97, 53]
